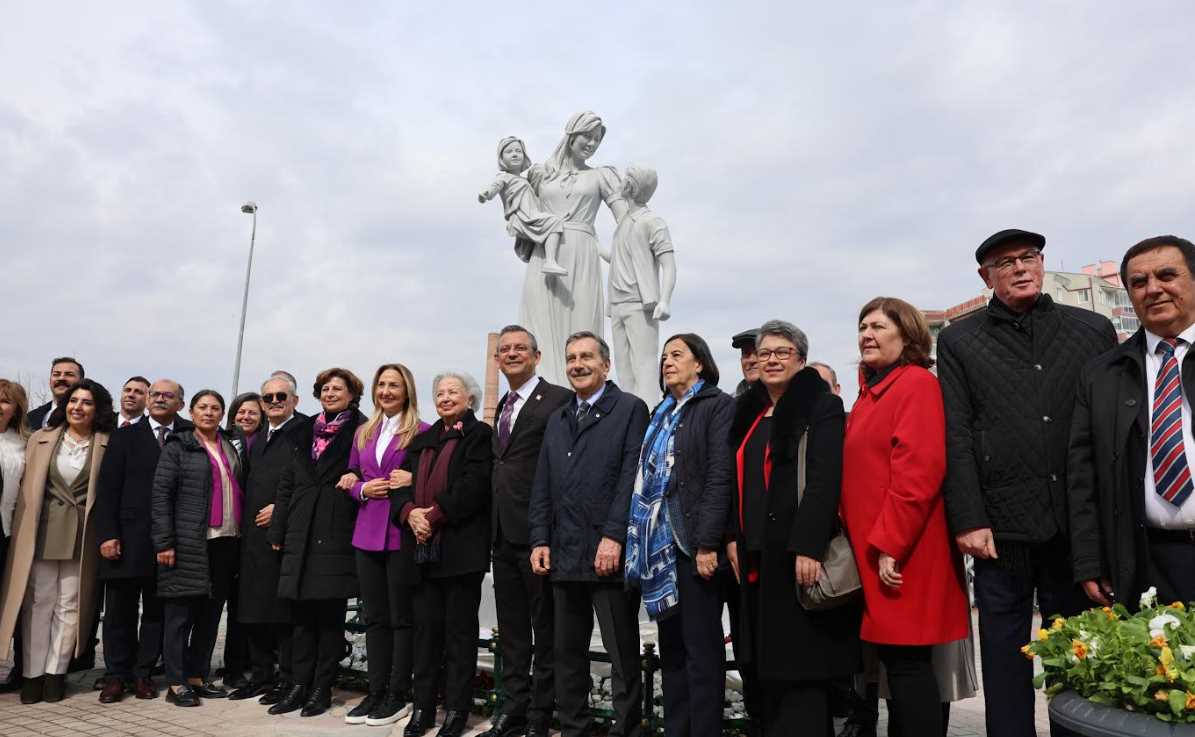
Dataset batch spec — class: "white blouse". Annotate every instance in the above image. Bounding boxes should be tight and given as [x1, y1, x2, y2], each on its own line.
[55, 432, 91, 487]
[0, 429, 26, 537]
[376, 413, 403, 466]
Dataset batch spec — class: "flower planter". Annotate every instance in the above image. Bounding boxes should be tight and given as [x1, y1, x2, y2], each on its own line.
[1050, 691, 1195, 736]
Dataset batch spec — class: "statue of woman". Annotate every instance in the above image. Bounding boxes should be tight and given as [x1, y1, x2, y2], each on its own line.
[518, 111, 627, 384]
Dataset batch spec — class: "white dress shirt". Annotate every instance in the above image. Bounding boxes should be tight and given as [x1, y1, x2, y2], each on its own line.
[117, 412, 145, 429]
[0, 429, 26, 536]
[504, 375, 542, 429]
[147, 415, 176, 440]
[1143, 324, 1195, 528]
[376, 412, 403, 465]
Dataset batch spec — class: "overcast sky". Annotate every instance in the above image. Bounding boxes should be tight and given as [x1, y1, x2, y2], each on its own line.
[4, 2, 1194, 415]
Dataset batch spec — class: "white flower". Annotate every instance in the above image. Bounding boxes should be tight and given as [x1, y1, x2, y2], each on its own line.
[1149, 613, 1181, 638]
[1089, 637, 1100, 656]
[1141, 586, 1159, 609]
[1180, 645, 1195, 659]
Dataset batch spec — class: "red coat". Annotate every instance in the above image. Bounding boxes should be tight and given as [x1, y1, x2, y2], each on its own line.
[841, 364, 969, 645]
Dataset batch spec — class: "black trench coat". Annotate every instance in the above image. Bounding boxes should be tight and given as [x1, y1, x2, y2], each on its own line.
[237, 415, 304, 623]
[269, 411, 365, 601]
[728, 369, 860, 681]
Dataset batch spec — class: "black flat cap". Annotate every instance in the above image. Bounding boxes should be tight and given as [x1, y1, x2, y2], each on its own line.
[975, 228, 1046, 264]
[731, 329, 758, 349]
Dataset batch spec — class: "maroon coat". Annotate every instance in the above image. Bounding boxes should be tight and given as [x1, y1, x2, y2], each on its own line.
[841, 364, 969, 645]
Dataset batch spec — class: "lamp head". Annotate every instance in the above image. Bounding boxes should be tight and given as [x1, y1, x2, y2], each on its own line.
[241, 201, 257, 214]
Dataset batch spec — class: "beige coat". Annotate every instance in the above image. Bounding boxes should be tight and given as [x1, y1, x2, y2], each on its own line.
[0, 426, 108, 660]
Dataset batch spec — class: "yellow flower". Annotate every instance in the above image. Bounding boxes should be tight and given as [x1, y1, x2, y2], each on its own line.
[1171, 602, 1186, 610]
[1187, 692, 1195, 710]
[1151, 635, 1168, 649]
[1161, 646, 1178, 682]
[1020, 644, 1034, 661]
[1051, 618, 1065, 631]
[1072, 639, 1089, 660]
[1038, 628, 1050, 641]
[1157, 689, 1170, 702]
[1103, 607, 1117, 621]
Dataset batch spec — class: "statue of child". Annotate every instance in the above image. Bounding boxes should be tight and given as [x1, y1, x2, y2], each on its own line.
[479, 136, 568, 275]
[605, 165, 677, 401]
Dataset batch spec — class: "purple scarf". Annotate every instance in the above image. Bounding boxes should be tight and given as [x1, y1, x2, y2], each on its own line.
[204, 439, 243, 528]
[312, 410, 352, 461]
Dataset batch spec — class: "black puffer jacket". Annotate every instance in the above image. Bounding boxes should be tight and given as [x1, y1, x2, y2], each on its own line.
[938, 294, 1116, 543]
[656, 383, 735, 556]
[151, 429, 245, 599]
[269, 411, 365, 601]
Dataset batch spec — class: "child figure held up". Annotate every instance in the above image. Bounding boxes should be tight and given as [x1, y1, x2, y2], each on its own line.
[479, 136, 568, 276]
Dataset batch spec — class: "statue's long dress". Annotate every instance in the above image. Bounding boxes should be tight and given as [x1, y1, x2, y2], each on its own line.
[519, 166, 623, 385]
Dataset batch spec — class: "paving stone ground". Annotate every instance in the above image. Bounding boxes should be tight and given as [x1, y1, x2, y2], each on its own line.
[0, 610, 1048, 736]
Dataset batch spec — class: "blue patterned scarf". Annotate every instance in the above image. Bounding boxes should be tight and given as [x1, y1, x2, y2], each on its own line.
[626, 380, 703, 621]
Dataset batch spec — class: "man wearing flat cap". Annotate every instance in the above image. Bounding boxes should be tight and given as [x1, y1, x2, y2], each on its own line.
[937, 228, 1116, 737]
[731, 329, 760, 397]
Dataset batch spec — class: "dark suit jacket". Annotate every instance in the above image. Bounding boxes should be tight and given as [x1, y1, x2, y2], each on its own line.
[1068, 329, 1165, 604]
[528, 382, 648, 582]
[491, 377, 572, 545]
[94, 416, 192, 579]
[27, 402, 52, 431]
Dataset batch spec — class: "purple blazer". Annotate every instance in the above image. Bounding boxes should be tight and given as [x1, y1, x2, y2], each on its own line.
[346, 419, 430, 551]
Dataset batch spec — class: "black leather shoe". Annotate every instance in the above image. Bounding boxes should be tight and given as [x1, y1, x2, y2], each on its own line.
[404, 707, 436, 737]
[166, 684, 200, 707]
[192, 680, 228, 698]
[300, 686, 331, 717]
[43, 674, 66, 703]
[228, 680, 271, 700]
[437, 710, 469, 737]
[19, 675, 44, 704]
[259, 680, 288, 705]
[268, 684, 307, 715]
[480, 713, 528, 737]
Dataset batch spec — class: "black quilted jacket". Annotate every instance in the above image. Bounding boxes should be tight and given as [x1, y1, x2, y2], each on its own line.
[151, 429, 245, 598]
[938, 294, 1116, 543]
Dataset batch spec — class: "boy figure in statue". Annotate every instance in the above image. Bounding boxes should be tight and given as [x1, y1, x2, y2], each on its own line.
[605, 165, 677, 402]
[479, 136, 568, 276]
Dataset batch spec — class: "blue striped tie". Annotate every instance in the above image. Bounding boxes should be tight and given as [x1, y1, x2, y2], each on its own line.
[1152, 338, 1193, 507]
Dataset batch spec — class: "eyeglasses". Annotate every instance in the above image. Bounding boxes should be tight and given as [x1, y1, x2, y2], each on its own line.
[756, 347, 798, 362]
[986, 249, 1042, 273]
[149, 391, 177, 400]
[262, 392, 290, 404]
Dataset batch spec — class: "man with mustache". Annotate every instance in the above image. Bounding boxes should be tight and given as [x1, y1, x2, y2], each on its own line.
[94, 380, 190, 702]
[116, 377, 150, 428]
[528, 331, 649, 737]
[481, 325, 571, 737]
[26, 357, 84, 430]
[1070, 236, 1195, 614]
[937, 229, 1116, 737]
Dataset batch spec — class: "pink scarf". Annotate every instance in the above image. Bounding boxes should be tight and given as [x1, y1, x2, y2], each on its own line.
[312, 410, 352, 461]
[204, 439, 243, 528]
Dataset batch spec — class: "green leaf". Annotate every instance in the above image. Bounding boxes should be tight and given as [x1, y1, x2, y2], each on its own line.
[1170, 689, 1186, 716]
[1033, 672, 1047, 689]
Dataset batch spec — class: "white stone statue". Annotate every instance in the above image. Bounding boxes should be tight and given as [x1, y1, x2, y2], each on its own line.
[515, 111, 627, 385]
[604, 165, 676, 403]
[478, 136, 568, 275]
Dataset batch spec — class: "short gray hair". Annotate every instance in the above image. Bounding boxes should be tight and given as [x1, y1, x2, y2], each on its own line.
[808, 361, 838, 385]
[565, 330, 611, 362]
[262, 373, 298, 397]
[757, 319, 808, 360]
[433, 371, 482, 412]
[499, 324, 539, 353]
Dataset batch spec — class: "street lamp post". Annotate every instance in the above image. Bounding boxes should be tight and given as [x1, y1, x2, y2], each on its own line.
[231, 201, 258, 398]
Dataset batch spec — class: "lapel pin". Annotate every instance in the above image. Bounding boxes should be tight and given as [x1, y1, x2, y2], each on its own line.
[535, 394, 542, 401]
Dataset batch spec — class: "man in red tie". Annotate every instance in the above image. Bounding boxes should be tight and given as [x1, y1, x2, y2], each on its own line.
[1071, 235, 1195, 609]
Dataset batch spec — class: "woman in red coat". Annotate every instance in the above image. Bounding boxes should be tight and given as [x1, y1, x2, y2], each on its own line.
[841, 297, 969, 737]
